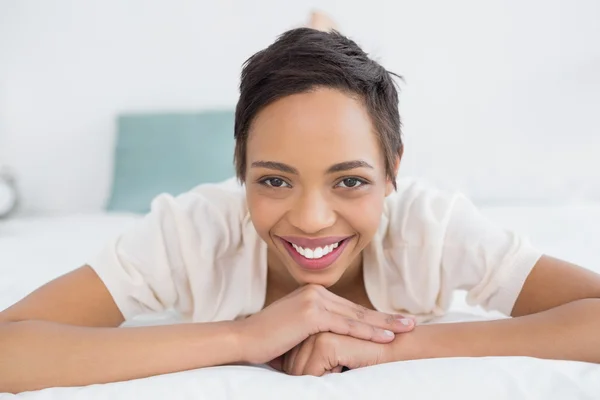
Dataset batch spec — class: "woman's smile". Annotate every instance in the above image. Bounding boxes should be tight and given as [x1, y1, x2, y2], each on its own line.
[278, 235, 355, 271]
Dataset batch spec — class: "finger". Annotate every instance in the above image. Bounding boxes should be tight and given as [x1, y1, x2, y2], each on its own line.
[290, 336, 316, 376]
[328, 296, 415, 332]
[324, 298, 415, 333]
[318, 312, 397, 343]
[303, 353, 333, 377]
[268, 356, 284, 371]
[283, 345, 300, 375]
[322, 365, 344, 374]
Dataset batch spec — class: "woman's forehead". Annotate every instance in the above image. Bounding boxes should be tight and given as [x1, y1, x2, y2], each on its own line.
[247, 88, 383, 168]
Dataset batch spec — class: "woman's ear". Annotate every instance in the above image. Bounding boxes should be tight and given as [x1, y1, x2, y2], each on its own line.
[385, 148, 403, 196]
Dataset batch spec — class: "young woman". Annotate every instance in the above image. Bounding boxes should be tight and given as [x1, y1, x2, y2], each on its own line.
[2, 27, 600, 394]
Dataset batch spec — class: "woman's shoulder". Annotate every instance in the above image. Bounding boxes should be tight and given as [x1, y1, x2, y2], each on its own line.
[184, 176, 245, 199]
[381, 177, 466, 244]
[386, 177, 464, 218]
[148, 177, 254, 256]
[159, 176, 247, 215]
[89, 177, 261, 321]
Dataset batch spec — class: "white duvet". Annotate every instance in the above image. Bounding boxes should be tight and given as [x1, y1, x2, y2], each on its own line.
[3, 357, 598, 400]
[2, 207, 600, 399]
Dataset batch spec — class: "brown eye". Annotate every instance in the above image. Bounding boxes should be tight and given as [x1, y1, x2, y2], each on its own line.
[263, 178, 290, 188]
[337, 178, 365, 189]
[343, 178, 358, 187]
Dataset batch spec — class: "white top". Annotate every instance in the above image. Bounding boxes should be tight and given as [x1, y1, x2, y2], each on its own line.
[89, 177, 542, 323]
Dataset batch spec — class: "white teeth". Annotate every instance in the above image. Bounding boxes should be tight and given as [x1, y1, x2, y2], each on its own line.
[313, 247, 323, 258]
[305, 248, 314, 259]
[291, 241, 342, 260]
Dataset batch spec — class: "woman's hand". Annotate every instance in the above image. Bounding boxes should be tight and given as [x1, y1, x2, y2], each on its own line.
[272, 332, 391, 376]
[237, 284, 414, 364]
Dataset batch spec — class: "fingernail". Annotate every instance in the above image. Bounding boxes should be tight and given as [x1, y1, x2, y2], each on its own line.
[383, 329, 395, 337]
[398, 318, 412, 326]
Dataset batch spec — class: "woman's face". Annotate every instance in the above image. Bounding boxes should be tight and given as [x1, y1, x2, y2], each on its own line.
[245, 87, 396, 287]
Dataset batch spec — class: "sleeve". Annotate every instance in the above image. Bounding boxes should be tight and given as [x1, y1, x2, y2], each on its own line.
[87, 186, 243, 321]
[440, 195, 543, 315]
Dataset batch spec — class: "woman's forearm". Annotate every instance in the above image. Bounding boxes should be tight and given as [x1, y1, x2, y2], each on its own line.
[394, 298, 600, 363]
[0, 319, 242, 394]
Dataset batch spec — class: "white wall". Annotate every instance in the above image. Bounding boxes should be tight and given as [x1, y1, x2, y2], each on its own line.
[1, 0, 599, 214]
[0, 0, 303, 213]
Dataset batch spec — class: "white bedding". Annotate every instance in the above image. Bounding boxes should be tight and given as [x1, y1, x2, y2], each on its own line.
[1, 206, 600, 399]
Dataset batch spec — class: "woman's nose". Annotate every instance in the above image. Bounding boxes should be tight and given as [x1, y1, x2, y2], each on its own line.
[287, 190, 336, 234]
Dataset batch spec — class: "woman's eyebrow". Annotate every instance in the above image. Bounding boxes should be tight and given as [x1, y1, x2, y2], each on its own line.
[251, 161, 298, 174]
[250, 159, 373, 175]
[326, 160, 374, 174]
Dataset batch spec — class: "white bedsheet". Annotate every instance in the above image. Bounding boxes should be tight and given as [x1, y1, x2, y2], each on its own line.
[1, 206, 600, 399]
[0, 213, 140, 310]
[4, 358, 599, 400]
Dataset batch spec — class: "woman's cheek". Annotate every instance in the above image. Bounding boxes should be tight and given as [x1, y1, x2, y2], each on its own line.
[342, 192, 384, 236]
[248, 193, 283, 236]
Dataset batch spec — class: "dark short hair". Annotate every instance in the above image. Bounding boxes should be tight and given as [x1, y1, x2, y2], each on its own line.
[234, 28, 403, 188]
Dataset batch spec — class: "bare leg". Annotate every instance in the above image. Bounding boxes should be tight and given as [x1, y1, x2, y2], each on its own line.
[306, 10, 339, 32]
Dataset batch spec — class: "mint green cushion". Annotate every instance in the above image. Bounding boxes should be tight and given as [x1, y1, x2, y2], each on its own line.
[107, 111, 236, 213]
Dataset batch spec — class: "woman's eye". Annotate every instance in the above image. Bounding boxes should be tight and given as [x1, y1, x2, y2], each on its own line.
[337, 178, 364, 188]
[263, 178, 290, 188]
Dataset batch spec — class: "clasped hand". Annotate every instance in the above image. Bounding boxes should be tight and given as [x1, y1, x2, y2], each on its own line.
[238, 284, 415, 376]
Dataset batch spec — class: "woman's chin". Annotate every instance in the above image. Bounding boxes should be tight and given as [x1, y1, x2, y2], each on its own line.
[287, 263, 346, 287]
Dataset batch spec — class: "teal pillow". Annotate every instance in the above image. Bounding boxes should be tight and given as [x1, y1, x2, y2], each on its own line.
[107, 110, 236, 213]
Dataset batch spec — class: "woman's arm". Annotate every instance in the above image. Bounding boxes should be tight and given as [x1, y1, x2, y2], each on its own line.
[0, 319, 241, 394]
[394, 298, 600, 363]
[392, 255, 600, 363]
[1, 267, 413, 393]
[276, 256, 600, 375]
[0, 266, 242, 393]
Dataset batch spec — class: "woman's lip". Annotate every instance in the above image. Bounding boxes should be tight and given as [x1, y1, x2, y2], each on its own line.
[278, 235, 352, 248]
[280, 237, 351, 271]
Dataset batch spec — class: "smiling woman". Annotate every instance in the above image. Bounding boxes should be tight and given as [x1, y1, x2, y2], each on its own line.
[2, 25, 600, 394]
[245, 85, 395, 289]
